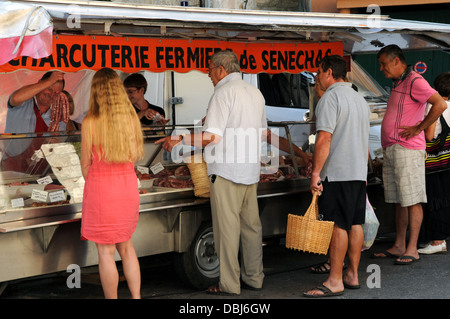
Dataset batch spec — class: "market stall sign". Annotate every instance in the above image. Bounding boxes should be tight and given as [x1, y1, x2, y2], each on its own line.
[0, 35, 343, 74]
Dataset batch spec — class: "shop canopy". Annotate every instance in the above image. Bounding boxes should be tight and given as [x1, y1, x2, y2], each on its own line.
[1, 0, 450, 74]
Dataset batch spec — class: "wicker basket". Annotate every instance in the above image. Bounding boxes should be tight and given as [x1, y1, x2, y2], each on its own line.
[285, 192, 334, 255]
[186, 154, 210, 198]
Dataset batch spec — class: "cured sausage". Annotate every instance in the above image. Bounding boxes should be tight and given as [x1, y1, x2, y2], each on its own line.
[48, 92, 70, 132]
[154, 176, 194, 188]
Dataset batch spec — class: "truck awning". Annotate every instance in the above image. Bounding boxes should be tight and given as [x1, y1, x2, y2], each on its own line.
[5, 0, 449, 54]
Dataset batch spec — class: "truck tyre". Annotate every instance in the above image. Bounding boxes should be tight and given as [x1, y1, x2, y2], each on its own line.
[173, 222, 219, 289]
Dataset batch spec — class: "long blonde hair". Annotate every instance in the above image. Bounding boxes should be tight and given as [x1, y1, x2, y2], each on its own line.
[84, 68, 144, 163]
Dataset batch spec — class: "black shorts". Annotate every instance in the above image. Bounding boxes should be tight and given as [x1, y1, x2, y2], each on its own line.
[318, 178, 366, 230]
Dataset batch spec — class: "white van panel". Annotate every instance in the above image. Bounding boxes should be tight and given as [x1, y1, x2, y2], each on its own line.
[172, 71, 214, 125]
[143, 71, 165, 110]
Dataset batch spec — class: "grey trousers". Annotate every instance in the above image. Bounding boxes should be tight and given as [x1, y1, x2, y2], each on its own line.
[209, 175, 264, 294]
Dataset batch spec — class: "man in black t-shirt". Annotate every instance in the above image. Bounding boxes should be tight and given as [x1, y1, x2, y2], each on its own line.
[124, 73, 168, 126]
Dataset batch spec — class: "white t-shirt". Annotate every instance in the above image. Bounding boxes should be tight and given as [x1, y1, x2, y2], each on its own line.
[203, 72, 267, 185]
[425, 100, 450, 139]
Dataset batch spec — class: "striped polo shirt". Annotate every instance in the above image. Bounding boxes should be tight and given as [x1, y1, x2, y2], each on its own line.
[381, 69, 437, 150]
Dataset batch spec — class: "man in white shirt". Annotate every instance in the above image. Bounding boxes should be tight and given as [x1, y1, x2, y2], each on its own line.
[156, 50, 266, 295]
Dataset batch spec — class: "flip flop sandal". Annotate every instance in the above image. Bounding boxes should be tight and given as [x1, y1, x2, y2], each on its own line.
[344, 282, 361, 289]
[370, 250, 398, 259]
[311, 261, 348, 274]
[303, 284, 344, 298]
[394, 255, 420, 265]
[310, 261, 331, 274]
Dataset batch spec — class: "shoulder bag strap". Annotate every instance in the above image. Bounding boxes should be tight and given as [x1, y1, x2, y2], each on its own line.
[409, 76, 421, 103]
[438, 115, 450, 150]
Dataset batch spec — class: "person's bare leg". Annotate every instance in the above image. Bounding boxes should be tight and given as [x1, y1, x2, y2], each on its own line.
[96, 243, 119, 299]
[117, 239, 141, 299]
[305, 226, 346, 296]
[396, 203, 422, 262]
[344, 224, 363, 286]
[373, 204, 407, 257]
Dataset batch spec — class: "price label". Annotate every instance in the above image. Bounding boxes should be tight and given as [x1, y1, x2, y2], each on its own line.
[37, 175, 53, 185]
[49, 190, 66, 203]
[11, 198, 24, 208]
[136, 165, 149, 174]
[150, 162, 165, 175]
[32, 189, 48, 202]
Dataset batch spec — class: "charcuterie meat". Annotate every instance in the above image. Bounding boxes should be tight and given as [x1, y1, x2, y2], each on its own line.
[48, 92, 70, 132]
[174, 166, 190, 176]
[153, 176, 193, 188]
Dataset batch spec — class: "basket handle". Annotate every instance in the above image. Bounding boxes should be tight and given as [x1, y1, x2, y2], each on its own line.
[304, 192, 320, 220]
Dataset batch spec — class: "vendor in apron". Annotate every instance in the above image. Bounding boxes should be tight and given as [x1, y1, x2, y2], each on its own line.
[2, 71, 66, 173]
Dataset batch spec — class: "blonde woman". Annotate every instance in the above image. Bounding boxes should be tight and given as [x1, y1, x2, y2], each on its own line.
[80, 68, 144, 299]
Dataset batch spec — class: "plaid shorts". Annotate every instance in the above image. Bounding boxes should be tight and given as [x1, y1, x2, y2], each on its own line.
[383, 144, 427, 207]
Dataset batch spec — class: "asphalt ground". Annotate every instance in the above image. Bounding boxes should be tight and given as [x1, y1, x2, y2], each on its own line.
[1, 235, 448, 315]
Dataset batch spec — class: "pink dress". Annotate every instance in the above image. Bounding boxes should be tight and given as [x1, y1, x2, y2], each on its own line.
[81, 146, 140, 244]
